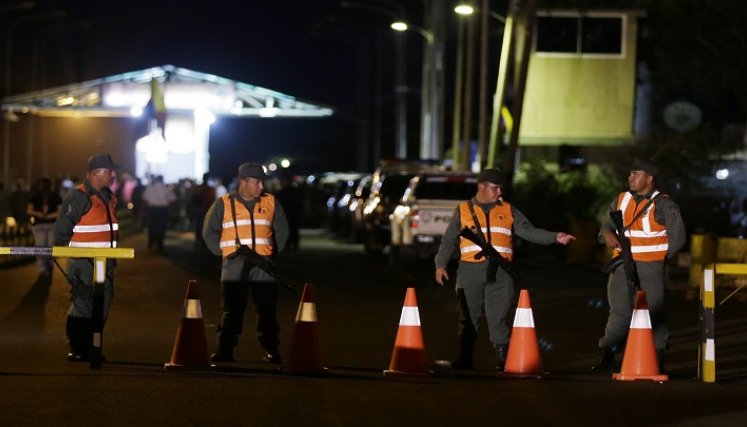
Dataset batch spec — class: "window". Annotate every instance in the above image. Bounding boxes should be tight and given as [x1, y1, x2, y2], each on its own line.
[536, 16, 577, 53]
[581, 17, 622, 54]
[535, 13, 624, 56]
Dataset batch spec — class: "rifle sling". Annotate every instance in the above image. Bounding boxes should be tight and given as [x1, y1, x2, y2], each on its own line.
[467, 200, 491, 248]
[622, 192, 661, 231]
[229, 194, 258, 250]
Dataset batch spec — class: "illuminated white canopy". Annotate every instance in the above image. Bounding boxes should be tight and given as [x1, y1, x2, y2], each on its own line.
[0, 64, 334, 118]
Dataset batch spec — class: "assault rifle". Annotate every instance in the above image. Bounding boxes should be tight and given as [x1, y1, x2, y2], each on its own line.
[458, 227, 518, 281]
[227, 245, 296, 294]
[607, 210, 641, 291]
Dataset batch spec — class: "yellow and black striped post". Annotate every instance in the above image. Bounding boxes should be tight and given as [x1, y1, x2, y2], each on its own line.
[0, 246, 134, 369]
[698, 262, 747, 383]
[699, 265, 715, 383]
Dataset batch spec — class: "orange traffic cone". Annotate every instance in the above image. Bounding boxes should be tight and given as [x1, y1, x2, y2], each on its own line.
[165, 280, 213, 369]
[384, 288, 432, 377]
[499, 289, 544, 379]
[282, 283, 327, 374]
[613, 290, 668, 382]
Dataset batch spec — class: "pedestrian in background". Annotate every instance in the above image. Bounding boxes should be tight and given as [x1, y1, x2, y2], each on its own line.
[9, 178, 30, 231]
[0, 182, 9, 236]
[434, 168, 575, 371]
[276, 176, 304, 250]
[202, 162, 289, 363]
[142, 174, 176, 253]
[189, 173, 215, 250]
[592, 159, 685, 373]
[27, 177, 63, 278]
[54, 154, 121, 362]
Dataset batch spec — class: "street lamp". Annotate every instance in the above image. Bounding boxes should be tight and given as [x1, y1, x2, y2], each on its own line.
[454, 4, 475, 16]
[390, 21, 408, 32]
[454, 0, 506, 168]
[389, 10, 445, 163]
[451, 2, 477, 171]
[390, 19, 434, 43]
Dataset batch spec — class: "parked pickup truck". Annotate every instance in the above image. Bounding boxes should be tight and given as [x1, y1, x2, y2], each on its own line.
[389, 172, 477, 265]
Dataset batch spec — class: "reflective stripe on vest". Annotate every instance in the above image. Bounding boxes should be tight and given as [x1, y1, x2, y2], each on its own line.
[614, 191, 668, 262]
[69, 185, 118, 248]
[220, 194, 276, 257]
[458, 201, 514, 262]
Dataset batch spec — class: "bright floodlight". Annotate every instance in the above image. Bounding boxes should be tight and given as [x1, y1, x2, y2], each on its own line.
[194, 108, 216, 124]
[716, 169, 729, 180]
[391, 21, 408, 32]
[268, 163, 278, 172]
[130, 106, 143, 117]
[280, 158, 291, 168]
[454, 4, 474, 15]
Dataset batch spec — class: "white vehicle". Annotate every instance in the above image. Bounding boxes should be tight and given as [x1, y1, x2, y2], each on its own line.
[390, 172, 477, 265]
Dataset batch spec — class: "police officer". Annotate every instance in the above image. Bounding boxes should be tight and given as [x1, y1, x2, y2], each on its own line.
[434, 169, 576, 370]
[54, 154, 120, 361]
[203, 162, 289, 363]
[592, 159, 686, 373]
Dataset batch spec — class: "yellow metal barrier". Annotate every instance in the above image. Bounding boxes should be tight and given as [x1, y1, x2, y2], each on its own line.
[0, 246, 135, 368]
[699, 262, 747, 383]
[690, 234, 747, 287]
[0, 246, 134, 259]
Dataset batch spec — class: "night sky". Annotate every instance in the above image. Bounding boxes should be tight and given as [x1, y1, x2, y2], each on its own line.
[4, 0, 431, 178]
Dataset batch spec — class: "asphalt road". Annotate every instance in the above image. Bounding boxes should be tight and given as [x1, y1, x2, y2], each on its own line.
[0, 229, 745, 426]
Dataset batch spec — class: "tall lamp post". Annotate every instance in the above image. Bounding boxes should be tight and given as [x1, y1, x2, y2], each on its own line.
[3, 10, 66, 185]
[391, 0, 446, 162]
[451, 3, 474, 171]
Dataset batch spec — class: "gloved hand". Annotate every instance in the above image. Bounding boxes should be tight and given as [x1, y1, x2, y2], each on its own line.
[226, 245, 252, 260]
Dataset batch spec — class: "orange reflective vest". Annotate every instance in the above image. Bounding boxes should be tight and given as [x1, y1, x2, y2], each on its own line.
[69, 184, 119, 248]
[459, 200, 514, 262]
[614, 191, 668, 262]
[220, 193, 276, 257]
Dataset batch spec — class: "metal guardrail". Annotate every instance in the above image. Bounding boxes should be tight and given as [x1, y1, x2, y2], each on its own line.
[0, 226, 34, 267]
[699, 263, 747, 383]
[0, 245, 135, 369]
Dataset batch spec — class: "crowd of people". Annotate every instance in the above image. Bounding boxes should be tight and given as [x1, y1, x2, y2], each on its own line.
[0, 169, 309, 258]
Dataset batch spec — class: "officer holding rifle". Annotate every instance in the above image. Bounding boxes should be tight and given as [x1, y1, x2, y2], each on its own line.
[434, 168, 575, 371]
[203, 162, 289, 364]
[592, 159, 685, 373]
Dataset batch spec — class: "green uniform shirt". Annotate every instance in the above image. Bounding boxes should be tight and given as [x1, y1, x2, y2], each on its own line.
[597, 191, 686, 260]
[435, 198, 558, 269]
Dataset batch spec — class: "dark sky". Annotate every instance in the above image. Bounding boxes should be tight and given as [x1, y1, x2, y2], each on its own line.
[4, 0, 430, 178]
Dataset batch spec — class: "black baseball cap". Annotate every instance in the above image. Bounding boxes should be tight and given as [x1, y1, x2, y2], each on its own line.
[238, 162, 269, 180]
[87, 154, 121, 171]
[477, 168, 503, 186]
[631, 158, 658, 177]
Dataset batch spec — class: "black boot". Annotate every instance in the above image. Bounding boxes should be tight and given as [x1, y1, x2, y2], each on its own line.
[449, 340, 474, 369]
[262, 349, 282, 364]
[495, 345, 508, 371]
[66, 317, 91, 362]
[656, 348, 666, 374]
[591, 347, 615, 373]
[210, 347, 235, 362]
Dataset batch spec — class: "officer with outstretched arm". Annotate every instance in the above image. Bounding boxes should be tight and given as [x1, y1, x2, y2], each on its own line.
[434, 168, 575, 371]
